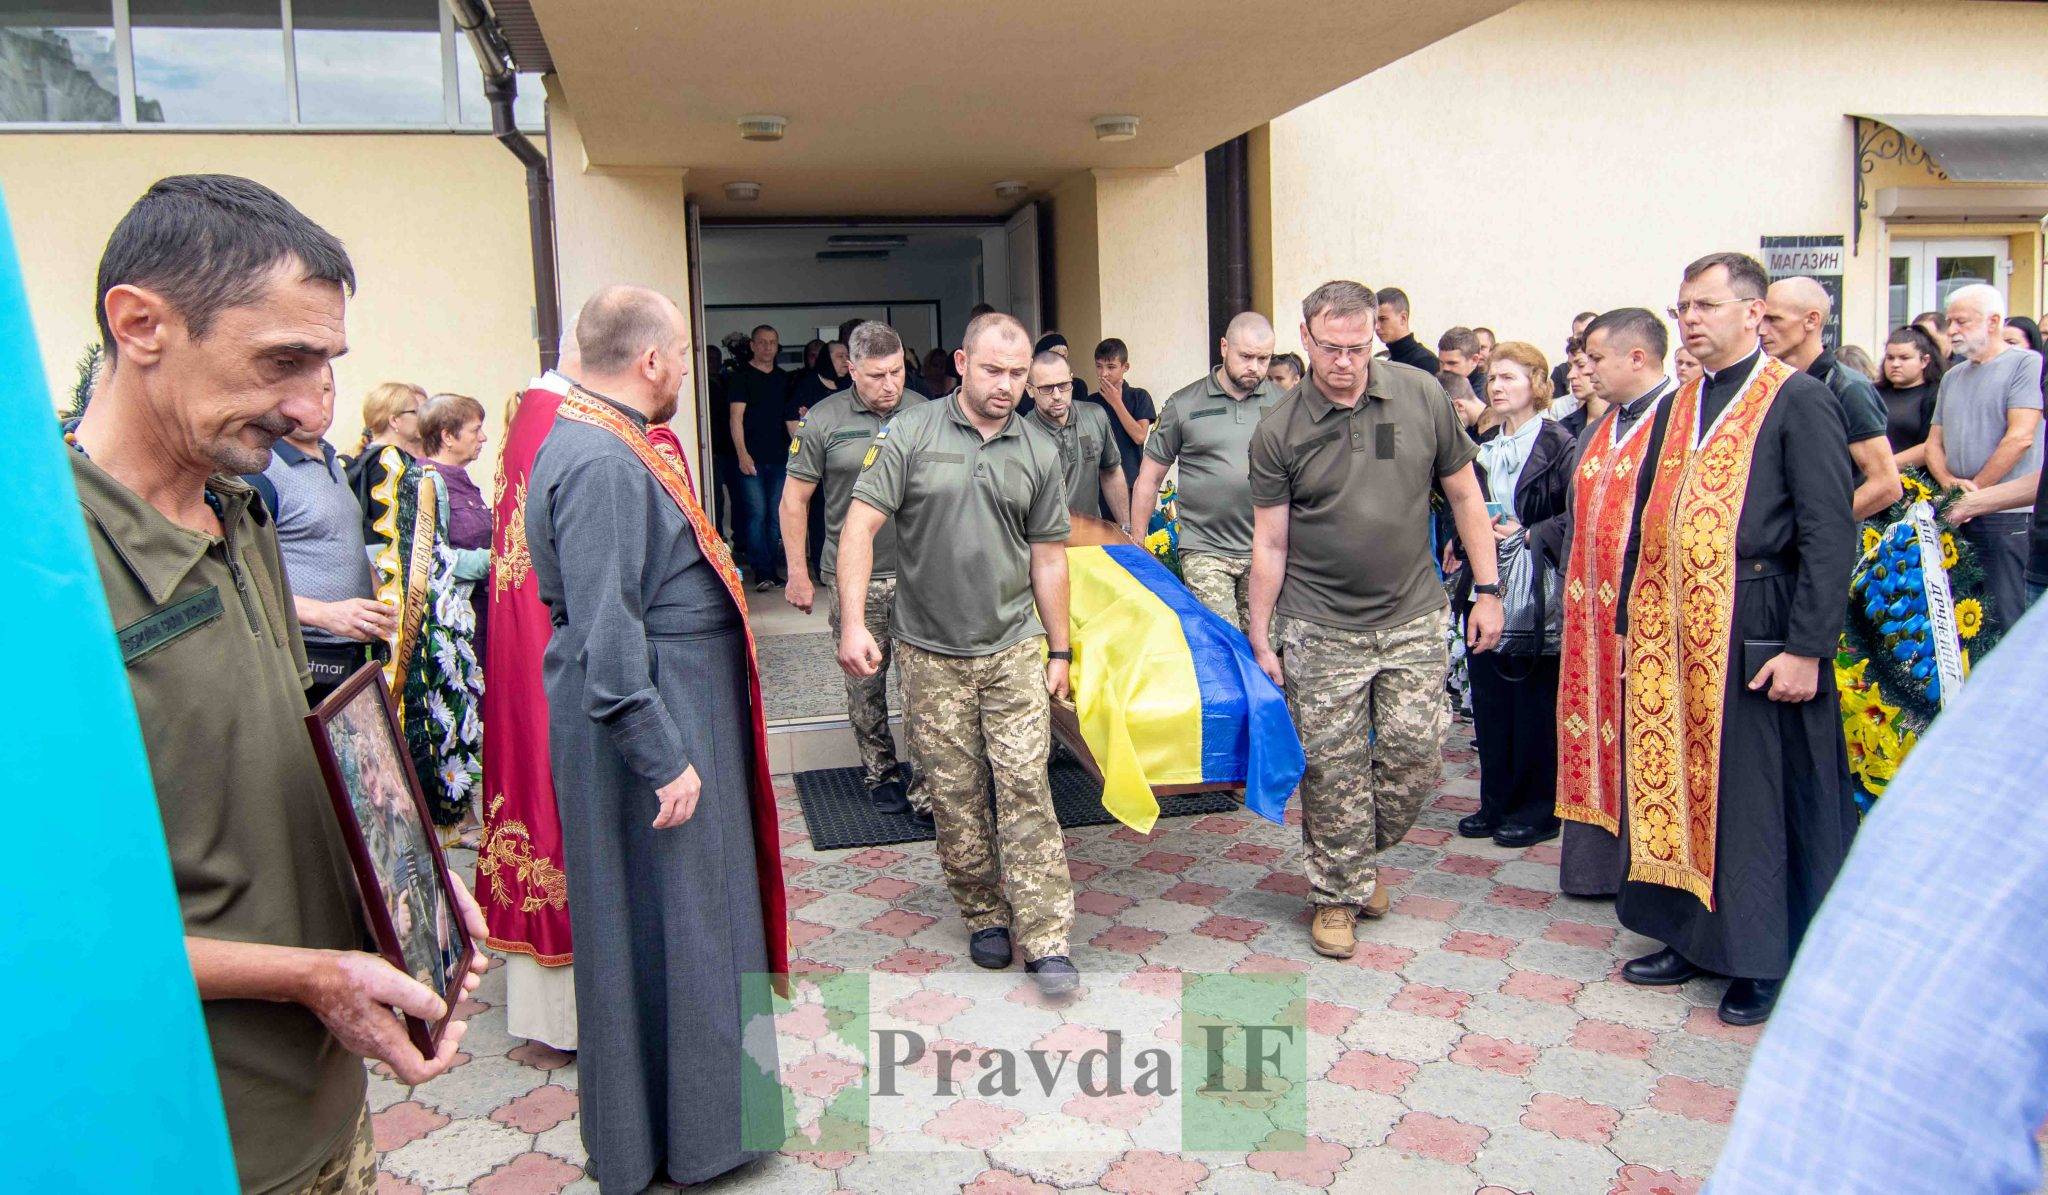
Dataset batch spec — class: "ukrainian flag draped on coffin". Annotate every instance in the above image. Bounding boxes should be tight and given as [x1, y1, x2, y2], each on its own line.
[1068, 544, 1304, 832]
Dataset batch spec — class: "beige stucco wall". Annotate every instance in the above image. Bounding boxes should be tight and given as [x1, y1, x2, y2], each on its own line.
[0, 132, 537, 467]
[1093, 161, 1210, 395]
[1050, 172, 1103, 356]
[545, 81, 699, 474]
[1265, 0, 2048, 363]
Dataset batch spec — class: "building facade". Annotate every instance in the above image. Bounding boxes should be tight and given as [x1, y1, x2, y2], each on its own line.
[4, 0, 2044, 489]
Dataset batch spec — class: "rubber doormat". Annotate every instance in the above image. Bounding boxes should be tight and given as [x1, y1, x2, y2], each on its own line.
[794, 758, 1244, 851]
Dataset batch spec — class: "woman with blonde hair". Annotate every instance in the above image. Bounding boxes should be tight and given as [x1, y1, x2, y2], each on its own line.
[355, 380, 427, 459]
[1447, 340, 1577, 848]
[348, 383, 486, 843]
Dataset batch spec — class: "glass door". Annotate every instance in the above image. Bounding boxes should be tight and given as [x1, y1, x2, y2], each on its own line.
[1888, 239, 2007, 331]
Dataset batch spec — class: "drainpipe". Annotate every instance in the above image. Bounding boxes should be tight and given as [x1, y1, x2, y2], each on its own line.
[448, 0, 561, 371]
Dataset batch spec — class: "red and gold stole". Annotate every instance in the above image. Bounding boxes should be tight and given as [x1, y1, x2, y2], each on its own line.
[555, 387, 790, 980]
[480, 387, 572, 964]
[1556, 401, 1660, 833]
[1623, 357, 1790, 908]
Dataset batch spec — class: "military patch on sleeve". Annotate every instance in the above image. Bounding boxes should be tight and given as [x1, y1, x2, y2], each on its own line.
[788, 437, 802, 457]
[862, 445, 879, 469]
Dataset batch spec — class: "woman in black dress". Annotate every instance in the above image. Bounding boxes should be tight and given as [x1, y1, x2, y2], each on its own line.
[1448, 341, 1577, 848]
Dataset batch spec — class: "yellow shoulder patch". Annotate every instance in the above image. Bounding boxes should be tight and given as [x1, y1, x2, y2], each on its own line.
[861, 444, 880, 470]
[787, 437, 801, 457]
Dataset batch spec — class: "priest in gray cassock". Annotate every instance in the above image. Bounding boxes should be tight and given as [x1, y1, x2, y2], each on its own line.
[526, 284, 789, 1192]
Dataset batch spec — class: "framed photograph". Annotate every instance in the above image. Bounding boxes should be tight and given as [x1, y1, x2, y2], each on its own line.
[304, 665, 475, 1056]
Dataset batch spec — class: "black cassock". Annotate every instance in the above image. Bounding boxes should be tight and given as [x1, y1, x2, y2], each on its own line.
[1614, 349, 1860, 980]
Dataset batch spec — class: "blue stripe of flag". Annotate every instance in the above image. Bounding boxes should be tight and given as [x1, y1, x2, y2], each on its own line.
[1101, 545, 1303, 823]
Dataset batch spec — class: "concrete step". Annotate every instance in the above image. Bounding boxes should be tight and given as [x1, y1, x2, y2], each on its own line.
[764, 714, 905, 776]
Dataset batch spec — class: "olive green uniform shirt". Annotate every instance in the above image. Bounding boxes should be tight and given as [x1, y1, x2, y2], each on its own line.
[71, 452, 367, 1194]
[786, 386, 926, 579]
[1145, 370, 1280, 557]
[1027, 401, 1119, 516]
[1247, 362, 1479, 631]
[851, 395, 1071, 656]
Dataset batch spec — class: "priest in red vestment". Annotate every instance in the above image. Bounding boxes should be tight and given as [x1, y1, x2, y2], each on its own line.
[478, 349, 578, 1048]
[1554, 308, 1675, 897]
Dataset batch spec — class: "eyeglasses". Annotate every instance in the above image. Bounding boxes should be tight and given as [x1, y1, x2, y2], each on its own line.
[1666, 297, 1756, 319]
[1032, 382, 1075, 396]
[1306, 333, 1375, 362]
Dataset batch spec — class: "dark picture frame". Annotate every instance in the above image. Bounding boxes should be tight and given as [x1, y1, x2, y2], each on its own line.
[304, 665, 475, 1056]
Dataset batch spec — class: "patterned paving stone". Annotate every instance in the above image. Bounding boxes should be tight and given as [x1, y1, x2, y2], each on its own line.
[369, 723, 1756, 1192]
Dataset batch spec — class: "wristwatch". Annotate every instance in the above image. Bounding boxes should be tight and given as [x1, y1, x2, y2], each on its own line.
[1048, 649, 1073, 661]
[1473, 582, 1502, 597]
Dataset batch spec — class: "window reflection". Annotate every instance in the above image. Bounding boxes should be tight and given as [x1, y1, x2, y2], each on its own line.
[131, 0, 286, 124]
[294, 0, 442, 125]
[1, 1, 119, 122]
[456, 35, 543, 130]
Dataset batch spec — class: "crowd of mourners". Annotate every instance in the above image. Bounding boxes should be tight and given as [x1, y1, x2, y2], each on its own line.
[61, 169, 2048, 1193]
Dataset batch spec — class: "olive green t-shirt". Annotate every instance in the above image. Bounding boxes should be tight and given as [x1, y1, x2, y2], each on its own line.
[1027, 401, 1119, 515]
[850, 395, 1071, 656]
[72, 452, 368, 1194]
[1145, 370, 1280, 558]
[786, 386, 926, 579]
[1247, 362, 1479, 631]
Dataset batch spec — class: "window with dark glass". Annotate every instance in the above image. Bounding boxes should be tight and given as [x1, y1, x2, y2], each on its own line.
[294, 0, 442, 125]
[0, 1, 118, 122]
[130, 0, 287, 125]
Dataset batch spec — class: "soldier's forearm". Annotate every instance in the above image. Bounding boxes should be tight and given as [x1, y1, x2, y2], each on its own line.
[1102, 471, 1132, 526]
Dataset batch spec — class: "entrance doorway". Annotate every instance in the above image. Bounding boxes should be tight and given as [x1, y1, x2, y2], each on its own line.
[1888, 237, 2010, 329]
[688, 217, 1043, 742]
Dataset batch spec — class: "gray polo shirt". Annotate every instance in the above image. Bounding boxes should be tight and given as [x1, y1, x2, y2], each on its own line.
[786, 386, 926, 579]
[851, 395, 1071, 656]
[1145, 370, 1280, 557]
[1934, 347, 2045, 510]
[1027, 401, 1119, 516]
[1248, 362, 1478, 631]
[261, 438, 377, 647]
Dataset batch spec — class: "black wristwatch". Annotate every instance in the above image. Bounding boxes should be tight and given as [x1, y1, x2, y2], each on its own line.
[1048, 649, 1073, 661]
[1473, 582, 1502, 598]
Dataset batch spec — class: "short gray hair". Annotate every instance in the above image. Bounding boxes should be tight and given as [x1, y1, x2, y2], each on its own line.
[1302, 280, 1377, 328]
[847, 320, 903, 364]
[1947, 282, 2007, 319]
[575, 285, 678, 373]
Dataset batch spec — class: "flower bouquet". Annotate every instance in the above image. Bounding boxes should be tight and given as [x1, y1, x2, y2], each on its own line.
[1834, 470, 2000, 809]
[1145, 478, 1182, 578]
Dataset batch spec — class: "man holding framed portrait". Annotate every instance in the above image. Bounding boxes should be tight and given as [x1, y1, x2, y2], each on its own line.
[67, 175, 489, 1194]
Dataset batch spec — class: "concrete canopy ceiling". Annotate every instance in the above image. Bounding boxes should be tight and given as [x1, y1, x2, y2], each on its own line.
[529, 0, 1516, 216]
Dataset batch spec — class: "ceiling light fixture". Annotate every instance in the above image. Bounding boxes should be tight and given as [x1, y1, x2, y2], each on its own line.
[1091, 114, 1140, 142]
[738, 114, 788, 142]
[993, 180, 1029, 200]
[724, 181, 762, 201]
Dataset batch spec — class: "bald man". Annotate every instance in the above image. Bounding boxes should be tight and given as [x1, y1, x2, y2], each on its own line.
[1133, 312, 1281, 630]
[1761, 276, 1901, 518]
[528, 285, 786, 1188]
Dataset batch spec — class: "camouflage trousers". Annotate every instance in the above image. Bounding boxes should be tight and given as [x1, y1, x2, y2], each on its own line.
[898, 637, 1074, 960]
[289, 1103, 375, 1195]
[1276, 607, 1452, 909]
[1182, 552, 1252, 631]
[826, 576, 927, 812]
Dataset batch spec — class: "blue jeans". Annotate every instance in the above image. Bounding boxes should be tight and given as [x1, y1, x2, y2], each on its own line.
[733, 460, 786, 581]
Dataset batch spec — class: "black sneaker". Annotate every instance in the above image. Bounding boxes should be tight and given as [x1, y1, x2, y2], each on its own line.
[969, 927, 1013, 969]
[1025, 955, 1080, 996]
[868, 778, 911, 816]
